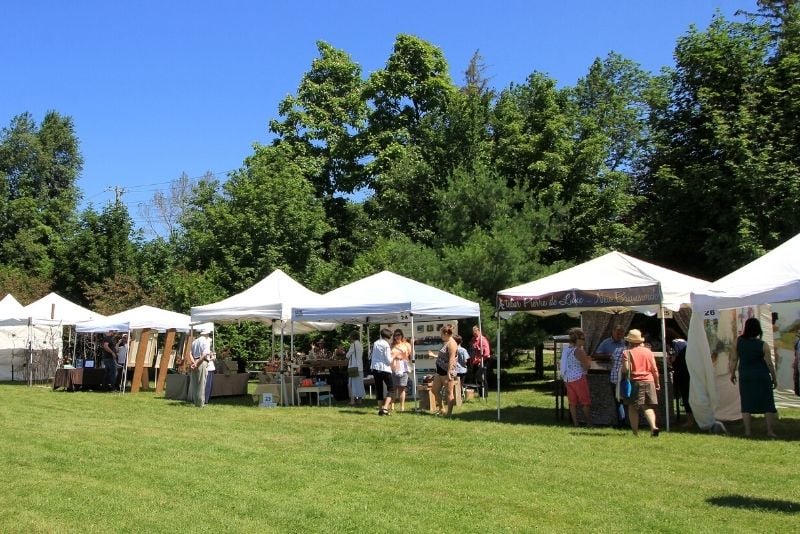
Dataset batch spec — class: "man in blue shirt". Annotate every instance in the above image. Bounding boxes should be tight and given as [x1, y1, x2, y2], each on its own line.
[596, 326, 625, 357]
[596, 326, 626, 428]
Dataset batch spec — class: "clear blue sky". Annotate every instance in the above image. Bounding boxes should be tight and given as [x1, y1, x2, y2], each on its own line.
[2, 0, 751, 235]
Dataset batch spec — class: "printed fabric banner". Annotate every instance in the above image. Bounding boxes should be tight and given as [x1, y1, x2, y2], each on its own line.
[497, 286, 663, 312]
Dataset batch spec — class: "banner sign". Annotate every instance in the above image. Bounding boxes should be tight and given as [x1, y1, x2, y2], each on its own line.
[497, 286, 662, 312]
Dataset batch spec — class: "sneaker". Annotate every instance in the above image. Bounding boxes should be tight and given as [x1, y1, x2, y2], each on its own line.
[651, 428, 660, 437]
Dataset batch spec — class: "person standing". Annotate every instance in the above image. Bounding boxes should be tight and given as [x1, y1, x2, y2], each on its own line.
[204, 336, 216, 405]
[346, 331, 365, 406]
[793, 331, 800, 396]
[100, 331, 118, 391]
[428, 325, 459, 416]
[453, 334, 469, 399]
[468, 325, 491, 395]
[189, 329, 212, 407]
[729, 318, 778, 437]
[609, 345, 627, 428]
[560, 328, 592, 427]
[370, 328, 393, 415]
[596, 326, 625, 357]
[619, 329, 661, 437]
[114, 333, 128, 390]
[666, 328, 694, 428]
[385, 329, 413, 413]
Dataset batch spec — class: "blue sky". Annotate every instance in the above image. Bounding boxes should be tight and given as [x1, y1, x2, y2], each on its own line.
[2, 0, 751, 235]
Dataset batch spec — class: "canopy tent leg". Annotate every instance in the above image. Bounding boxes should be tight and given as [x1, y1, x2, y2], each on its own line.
[496, 313, 501, 421]
[285, 321, 291, 406]
[27, 318, 33, 387]
[411, 315, 417, 411]
[660, 309, 670, 432]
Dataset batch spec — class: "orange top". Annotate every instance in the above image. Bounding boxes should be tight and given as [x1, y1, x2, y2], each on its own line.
[624, 345, 659, 384]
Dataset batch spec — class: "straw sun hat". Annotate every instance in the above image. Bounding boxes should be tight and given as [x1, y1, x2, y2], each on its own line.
[624, 329, 645, 344]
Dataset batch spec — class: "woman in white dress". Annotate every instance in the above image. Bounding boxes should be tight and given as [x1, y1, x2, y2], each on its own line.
[346, 330, 365, 405]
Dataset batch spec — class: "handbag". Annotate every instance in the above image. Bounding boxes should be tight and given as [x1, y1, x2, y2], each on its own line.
[347, 366, 360, 378]
[619, 350, 636, 402]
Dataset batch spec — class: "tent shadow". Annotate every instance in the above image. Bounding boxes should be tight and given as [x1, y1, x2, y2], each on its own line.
[707, 494, 800, 514]
[448, 404, 574, 427]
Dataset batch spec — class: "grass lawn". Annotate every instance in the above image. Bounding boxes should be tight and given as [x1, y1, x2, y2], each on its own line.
[1, 363, 798, 533]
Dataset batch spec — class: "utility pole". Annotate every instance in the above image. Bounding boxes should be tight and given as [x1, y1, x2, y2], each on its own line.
[105, 186, 126, 204]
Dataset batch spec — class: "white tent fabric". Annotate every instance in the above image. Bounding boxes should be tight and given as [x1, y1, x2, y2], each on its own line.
[687, 232, 800, 430]
[76, 305, 214, 333]
[0, 294, 76, 382]
[9, 292, 105, 326]
[0, 294, 24, 316]
[1, 295, 28, 380]
[690, 232, 800, 313]
[498, 251, 708, 317]
[190, 269, 334, 334]
[292, 270, 480, 324]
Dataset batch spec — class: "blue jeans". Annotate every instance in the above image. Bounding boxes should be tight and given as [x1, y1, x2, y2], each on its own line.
[103, 357, 117, 390]
[610, 382, 626, 425]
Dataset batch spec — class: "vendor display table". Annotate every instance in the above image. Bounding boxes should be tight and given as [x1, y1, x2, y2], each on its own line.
[52, 368, 106, 391]
[165, 373, 190, 400]
[296, 385, 332, 406]
[164, 373, 249, 401]
[211, 373, 249, 397]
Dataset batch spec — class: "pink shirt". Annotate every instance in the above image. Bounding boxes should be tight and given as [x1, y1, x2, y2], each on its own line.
[624, 346, 659, 383]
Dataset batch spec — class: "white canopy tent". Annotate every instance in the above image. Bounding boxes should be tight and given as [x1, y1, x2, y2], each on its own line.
[0, 294, 30, 380]
[0, 293, 105, 384]
[190, 269, 334, 335]
[292, 270, 482, 408]
[498, 251, 709, 426]
[292, 270, 481, 324]
[21, 292, 104, 325]
[0, 294, 24, 315]
[75, 305, 214, 394]
[688, 232, 800, 430]
[76, 305, 214, 334]
[190, 269, 336, 405]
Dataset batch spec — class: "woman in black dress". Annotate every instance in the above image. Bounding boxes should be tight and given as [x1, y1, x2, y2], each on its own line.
[729, 318, 778, 437]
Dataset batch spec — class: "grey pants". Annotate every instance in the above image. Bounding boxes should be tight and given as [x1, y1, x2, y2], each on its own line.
[189, 361, 208, 407]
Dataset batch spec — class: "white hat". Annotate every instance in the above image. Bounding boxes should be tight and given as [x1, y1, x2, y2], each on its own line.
[200, 328, 211, 335]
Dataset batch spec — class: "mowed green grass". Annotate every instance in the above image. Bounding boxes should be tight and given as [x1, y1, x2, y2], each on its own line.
[1, 370, 798, 533]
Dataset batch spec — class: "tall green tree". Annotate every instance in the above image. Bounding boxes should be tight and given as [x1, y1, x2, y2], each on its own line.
[641, 13, 785, 278]
[0, 111, 83, 278]
[270, 41, 368, 197]
[364, 35, 458, 240]
[57, 200, 139, 305]
[178, 145, 330, 293]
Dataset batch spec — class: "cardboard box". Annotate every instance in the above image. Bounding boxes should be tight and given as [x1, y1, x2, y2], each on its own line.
[254, 383, 282, 405]
[417, 385, 436, 412]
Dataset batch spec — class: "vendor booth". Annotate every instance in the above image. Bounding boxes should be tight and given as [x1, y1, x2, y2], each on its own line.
[190, 269, 335, 405]
[1, 293, 104, 385]
[75, 305, 218, 396]
[292, 270, 482, 409]
[498, 251, 709, 427]
[688, 232, 800, 431]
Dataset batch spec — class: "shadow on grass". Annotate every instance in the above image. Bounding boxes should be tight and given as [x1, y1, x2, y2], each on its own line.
[449, 405, 572, 427]
[707, 494, 800, 514]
